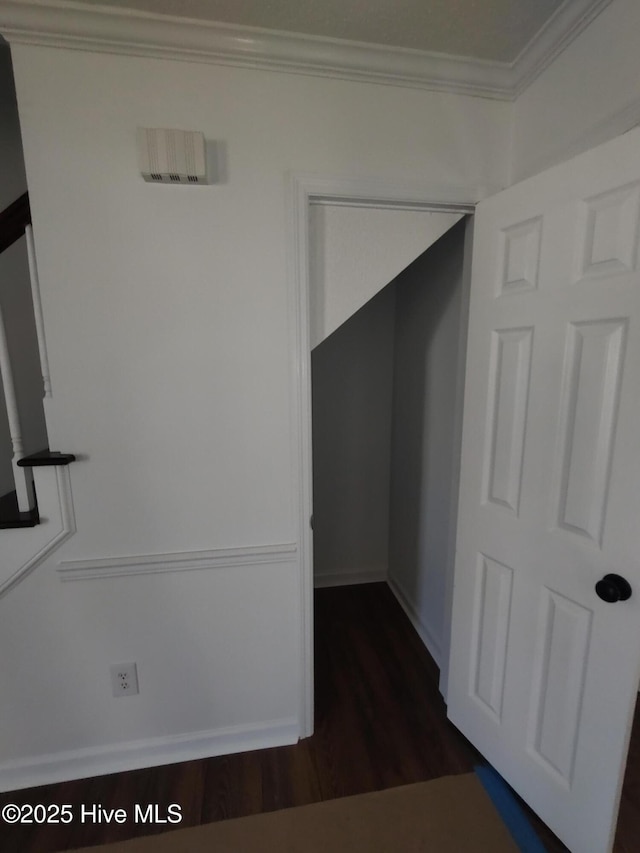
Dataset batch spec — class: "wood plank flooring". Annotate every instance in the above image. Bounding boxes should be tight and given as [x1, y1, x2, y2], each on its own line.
[0, 582, 637, 851]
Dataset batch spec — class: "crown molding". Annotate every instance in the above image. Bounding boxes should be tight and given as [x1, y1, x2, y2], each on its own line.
[0, 0, 612, 100]
[0, 0, 512, 98]
[511, 0, 613, 96]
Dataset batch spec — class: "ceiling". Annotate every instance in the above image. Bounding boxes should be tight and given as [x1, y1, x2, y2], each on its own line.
[70, 0, 566, 63]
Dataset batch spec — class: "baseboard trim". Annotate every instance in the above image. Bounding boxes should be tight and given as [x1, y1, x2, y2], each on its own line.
[387, 575, 442, 667]
[57, 542, 297, 581]
[0, 717, 299, 793]
[314, 568, 387, 588]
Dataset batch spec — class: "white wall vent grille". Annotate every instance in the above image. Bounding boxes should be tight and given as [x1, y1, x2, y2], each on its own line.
[137, 128, 207, 185]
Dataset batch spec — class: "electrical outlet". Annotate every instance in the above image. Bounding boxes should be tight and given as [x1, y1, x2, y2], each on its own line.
[110, 662, 139, 697]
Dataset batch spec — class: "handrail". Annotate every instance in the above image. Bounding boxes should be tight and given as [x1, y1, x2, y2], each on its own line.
[18, 451, 76, 467]
[0, 192, 31, 255]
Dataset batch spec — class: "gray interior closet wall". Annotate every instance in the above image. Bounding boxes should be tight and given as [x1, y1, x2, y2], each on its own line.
[387, 218, 469, 666]
[312, 284, 396, 587]
[311, 216, 471, 669]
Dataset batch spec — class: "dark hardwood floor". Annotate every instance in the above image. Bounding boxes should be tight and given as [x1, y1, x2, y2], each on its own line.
[0, 583, 638, 852]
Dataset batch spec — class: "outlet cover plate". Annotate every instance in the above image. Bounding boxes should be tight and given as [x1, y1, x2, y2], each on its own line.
[110, 662, 139, 697]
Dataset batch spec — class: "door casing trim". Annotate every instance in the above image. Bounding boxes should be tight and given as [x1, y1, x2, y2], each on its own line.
[287, 173, 493, 735]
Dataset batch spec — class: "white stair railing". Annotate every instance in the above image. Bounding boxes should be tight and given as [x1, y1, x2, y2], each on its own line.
[0, 299, 34, 511]
[25, 224, 52, 400]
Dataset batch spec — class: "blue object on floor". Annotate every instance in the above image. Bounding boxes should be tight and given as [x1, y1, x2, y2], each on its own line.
[475, 764, 548, 853]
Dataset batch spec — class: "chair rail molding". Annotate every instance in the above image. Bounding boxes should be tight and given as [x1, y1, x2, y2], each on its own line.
[57, 542, 298, 581]
[0, 0, 612, 101]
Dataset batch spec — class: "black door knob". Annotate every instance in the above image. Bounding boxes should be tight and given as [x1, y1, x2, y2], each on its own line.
[595, 574, 632, 603]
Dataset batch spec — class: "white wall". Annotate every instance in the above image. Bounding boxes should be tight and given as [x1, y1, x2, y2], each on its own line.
[309, 205, 462, 348]
[0, 39, 510, 786]
[512, 0, 640, 181]
[387, 219, 469, 666]
[312, 284, 395, 588]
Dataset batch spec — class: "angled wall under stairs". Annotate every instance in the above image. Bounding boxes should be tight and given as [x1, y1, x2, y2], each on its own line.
[309, 204, 463, 348]
[0, 454, 76, 598]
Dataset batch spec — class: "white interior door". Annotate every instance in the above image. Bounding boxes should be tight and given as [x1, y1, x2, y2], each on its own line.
[448, 127, 640, 853]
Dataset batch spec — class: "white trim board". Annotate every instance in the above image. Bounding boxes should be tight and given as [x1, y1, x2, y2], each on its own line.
[0, 717, 298, 793]
[0, 0, 612, 101]
[302, 177, 485, 211]
[58, 542, 297, 581]
[314, 568, 387, 589]
[0, 465, 76, 599]
[387, 576, 442, 668]
[287, 172, 483, 747]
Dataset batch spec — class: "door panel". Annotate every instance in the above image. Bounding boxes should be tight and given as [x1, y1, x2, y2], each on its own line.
[448, 127, 640, 853]
[527, 588, 592, 786]
[483, 326, 533, 514]
[554, 318, 626, 545]
[470, 553, 513, 721]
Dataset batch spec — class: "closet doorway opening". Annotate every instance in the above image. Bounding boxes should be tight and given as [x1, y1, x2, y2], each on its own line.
[302, 188, 475, 721]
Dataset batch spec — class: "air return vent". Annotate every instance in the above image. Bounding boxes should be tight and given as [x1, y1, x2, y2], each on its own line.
[137, 128, 207, 185]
